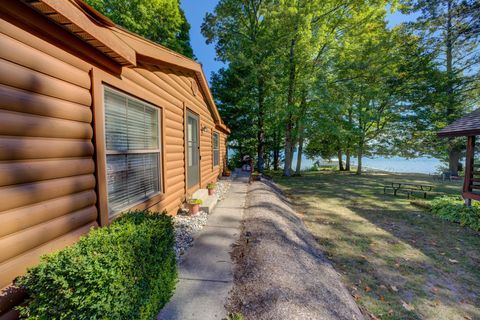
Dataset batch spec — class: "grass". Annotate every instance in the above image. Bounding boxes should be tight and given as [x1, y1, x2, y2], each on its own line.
[270, 170, 480, 320]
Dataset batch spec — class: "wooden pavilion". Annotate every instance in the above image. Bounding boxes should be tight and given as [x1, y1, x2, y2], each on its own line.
[438, 109, 480, 203]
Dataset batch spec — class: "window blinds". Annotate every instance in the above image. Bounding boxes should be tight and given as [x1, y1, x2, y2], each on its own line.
[104, 88, 160, 215]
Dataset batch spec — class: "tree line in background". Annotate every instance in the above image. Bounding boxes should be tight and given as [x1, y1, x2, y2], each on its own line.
[203, 0, 480, 176]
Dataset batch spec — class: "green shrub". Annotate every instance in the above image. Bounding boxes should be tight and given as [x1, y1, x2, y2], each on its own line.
[16, 210, 177, 320]
[207, 182, 216, 189]
[187, 198, 203, 205]
[430, 196, 480, 231]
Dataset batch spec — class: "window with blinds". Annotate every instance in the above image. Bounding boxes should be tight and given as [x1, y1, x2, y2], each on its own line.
[104, 87, 161, 216]
[213, 132, 220, 167]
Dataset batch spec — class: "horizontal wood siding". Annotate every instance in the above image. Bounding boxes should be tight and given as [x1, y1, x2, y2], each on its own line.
[155, 67, 221, 188]
[0, 5, 229, 316]
[117, 64, 227, 215]
[0, 18, 97, 292]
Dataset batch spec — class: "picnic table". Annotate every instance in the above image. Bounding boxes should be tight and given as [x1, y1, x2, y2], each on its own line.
[383, 182, 433, 199]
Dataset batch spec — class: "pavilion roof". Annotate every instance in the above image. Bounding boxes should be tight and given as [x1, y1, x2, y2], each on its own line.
[438, 109, 480, 137]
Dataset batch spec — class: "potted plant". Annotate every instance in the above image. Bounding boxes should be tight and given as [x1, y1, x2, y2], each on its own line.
[222, 170, 231, 177]
[187, 199, 203, 215]
[207, 182, 216, 196]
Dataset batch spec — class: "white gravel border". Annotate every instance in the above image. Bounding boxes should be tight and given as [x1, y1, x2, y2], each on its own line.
[173, 180, 232, 261]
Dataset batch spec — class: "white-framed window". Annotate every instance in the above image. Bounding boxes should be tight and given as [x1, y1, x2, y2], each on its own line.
[104, 86, 161, 216]
[213, 132, 220, 167]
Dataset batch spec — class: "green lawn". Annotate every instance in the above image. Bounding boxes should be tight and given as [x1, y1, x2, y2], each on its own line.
[270, 170, 480, 320]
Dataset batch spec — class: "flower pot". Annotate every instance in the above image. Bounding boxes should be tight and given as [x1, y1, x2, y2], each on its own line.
[208, 188, 215, 196]
[188, 203, 200, 215]
[223, 171, 231, 177]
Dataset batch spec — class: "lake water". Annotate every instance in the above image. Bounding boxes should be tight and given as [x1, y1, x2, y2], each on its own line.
[230, 149, 444, 174]
[292, 154, 444, 174]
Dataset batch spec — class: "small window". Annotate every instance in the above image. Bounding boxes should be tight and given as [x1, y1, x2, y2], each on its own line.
[213, 132, 220, 167]
[104, 87, 161, 216]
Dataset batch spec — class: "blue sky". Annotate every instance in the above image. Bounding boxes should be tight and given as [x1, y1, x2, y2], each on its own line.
[180, 1, 417, 84]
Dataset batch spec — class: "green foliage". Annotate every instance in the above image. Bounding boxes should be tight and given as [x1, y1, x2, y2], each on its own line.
[430, 196, 480, 231]
[188, 199, 203, 205]
[205, 0, 479, 177]
[84, 0, 194, 58]
[227, 313, 244, 320]
[16, 211, 177, 320]
[396, 0, 480, 173]
[207, 182, 216, 189]
[227, 155, 240, 171]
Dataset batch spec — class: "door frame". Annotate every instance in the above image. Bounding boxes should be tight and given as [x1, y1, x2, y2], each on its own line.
[185, 107, 201, 194]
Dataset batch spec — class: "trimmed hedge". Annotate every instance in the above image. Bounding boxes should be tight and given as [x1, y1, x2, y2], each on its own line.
[16, 210, 177, 320]
[430, 196, 480, 231]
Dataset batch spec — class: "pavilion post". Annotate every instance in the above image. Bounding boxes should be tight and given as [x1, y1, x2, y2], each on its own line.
[464, 135, 475, 206]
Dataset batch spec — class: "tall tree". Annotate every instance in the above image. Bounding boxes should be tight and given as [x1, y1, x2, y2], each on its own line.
[401, 0, 480, 175]
[84, 0, 194, 58]
[328, 6, 422, 174]
[203, 0, 276, 173]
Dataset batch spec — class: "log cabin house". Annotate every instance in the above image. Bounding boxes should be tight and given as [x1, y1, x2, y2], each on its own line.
[0, 0, 229, 316]
[438, 109, 480, 204]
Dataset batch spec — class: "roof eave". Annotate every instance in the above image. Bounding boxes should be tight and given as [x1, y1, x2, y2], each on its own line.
[438, 129, 480, 138]
[23, 0, 136, 66]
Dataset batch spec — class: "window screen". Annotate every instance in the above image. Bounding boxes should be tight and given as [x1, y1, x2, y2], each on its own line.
[104, 87, 161, 215]
[213, 132, 220, 167]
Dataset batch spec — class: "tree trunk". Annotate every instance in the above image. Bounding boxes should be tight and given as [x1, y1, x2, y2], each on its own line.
[257, 76, 265, 173]
[345, 149, 351, 171]
[448, 147, 461, 176]
[294, 121, 304, 175]
[273, 129, 280, 171]
[356, 142, 364, 175]
[445, 0, 459, 174]
[338, 150, 345, 171]
[345, 109, 352, 171]
[283, 36, 297, 177]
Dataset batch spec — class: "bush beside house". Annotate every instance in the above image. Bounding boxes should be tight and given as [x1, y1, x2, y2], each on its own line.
[16, 211, 177, 320]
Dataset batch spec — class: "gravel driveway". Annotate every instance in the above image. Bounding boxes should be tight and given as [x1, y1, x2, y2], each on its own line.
[227, 180, 364, 320]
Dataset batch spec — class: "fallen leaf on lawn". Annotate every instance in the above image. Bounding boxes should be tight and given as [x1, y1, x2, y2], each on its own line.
[463, 316, 472, 320]
[353, 294, 361, 301]
[391, 285, 398, 292]
[380, 296, 385, 301]
[448, 259, 458, 263]
[401, 300, 415, 311]
[440, 252, 446, 255]
[431, 287, 439, 293]
[379, 284, 387, 289]
[388, 309, 394, 316]
[365, 286, 372, 292]
[395, 263, 400, 268]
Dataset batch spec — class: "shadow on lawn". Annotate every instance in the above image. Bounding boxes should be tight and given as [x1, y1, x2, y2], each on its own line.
[272, 171, 480, 320]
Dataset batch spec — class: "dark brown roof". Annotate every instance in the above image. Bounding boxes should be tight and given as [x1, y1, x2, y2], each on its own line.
[438, 109, 480, 137]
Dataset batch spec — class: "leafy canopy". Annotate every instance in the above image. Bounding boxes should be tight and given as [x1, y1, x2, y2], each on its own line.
[85, 0, 194, 58]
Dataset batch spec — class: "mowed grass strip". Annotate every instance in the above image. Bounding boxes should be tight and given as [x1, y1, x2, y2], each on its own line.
[271, 171, 480, 320]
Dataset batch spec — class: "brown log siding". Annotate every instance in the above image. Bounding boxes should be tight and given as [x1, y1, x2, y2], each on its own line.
[0, 11, 98, 293]
[0, 2, 229, 317]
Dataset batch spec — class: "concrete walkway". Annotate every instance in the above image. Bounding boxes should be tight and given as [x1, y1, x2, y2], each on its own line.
[158, 173, 248, 320]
